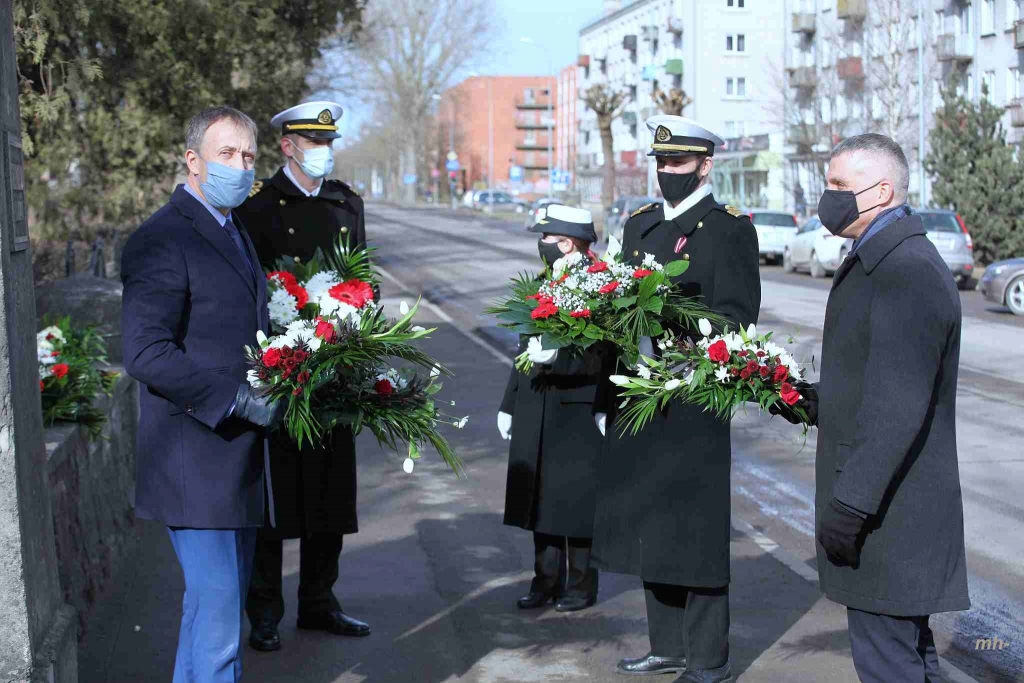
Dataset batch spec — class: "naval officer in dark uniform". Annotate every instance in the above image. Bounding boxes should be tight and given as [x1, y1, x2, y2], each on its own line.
[592, 115, 760, 683]
[234, 101, 371, 652]
[499, 205, 605, 613]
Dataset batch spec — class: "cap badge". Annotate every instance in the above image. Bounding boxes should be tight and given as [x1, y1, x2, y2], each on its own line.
[655, 125, 672, 143]
[317, 109, 333, 125]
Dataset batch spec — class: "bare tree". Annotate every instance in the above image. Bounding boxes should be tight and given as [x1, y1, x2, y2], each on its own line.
[341, 0, 495, 202]
[581, 84, 629, 211]
[652, 87, 693, 116]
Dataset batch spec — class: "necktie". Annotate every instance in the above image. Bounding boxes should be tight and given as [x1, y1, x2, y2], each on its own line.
[224, 217, 257, 282]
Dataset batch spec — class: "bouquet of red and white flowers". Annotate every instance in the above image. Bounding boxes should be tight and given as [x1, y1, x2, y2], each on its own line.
[245, 241, 465, 474]
[609, 319, 810, 435]
[488, 237, 722, 372]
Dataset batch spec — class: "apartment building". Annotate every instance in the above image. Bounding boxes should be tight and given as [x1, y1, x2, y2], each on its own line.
[577, 0, 787, 208]
[784, 0, 1023, 210]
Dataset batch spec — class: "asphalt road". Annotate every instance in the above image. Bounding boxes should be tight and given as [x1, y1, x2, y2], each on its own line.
[78, 203, 1021, 683]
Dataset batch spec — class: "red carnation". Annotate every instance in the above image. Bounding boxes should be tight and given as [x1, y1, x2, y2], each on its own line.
[51, 363, 70, 379]
[746, 360, 758, 370]
[756, 351, 766, 358]
[773, 365, 789, 382]
[571, 309, 591, 318]
[315, 319, 336, 343]
[291, 386, 303, 396]
[280, 346, 294, 358]
[375, 379, 394, 395]
[759, 365, 770, 378]
[285, 283, 309, 310]
[281, 366, 293, 379]
[267, 271, 297, 287]
[292, 349, 308, 363]
[779, 382, 802, 406]
[531, 301, 559, 319]
[632, 268, 654, 279]
[740, 367, 753, 380]
[45, 333, 56, 341]
[598, 281, 620, 295]
[262, 347, 283, 368]
[707, 340, 730, 363]
[328, 279, 374, 309]
[587, 261, 609, 273]
[737, 350, 748, 357]
[296, 371, 310, 385]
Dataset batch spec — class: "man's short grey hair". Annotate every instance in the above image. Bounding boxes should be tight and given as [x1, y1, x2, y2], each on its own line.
[830, 133, 909, 201]
[185, 106, 258, 154]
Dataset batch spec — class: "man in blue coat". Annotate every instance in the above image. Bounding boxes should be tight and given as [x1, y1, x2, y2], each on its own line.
[122, 106, 284, 683]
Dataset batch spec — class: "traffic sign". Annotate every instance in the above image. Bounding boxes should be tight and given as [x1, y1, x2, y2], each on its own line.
[403, 174, 417, 185]
[445, 159, 460, 172]
[509, 165, 524, 182]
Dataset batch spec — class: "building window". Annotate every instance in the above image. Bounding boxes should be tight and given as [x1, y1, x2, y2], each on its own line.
[737, 77, 746, 97]
[1007, 0, 1022, 27]
[726, 77, 734, 95]
[629, 84, 637, 100]
[982, 70, 995, 101]
[737, 34, 746, 52]
[981, 0, 995, 35]
[727, 0, 745, 7]
[726, 35, 734, 51]
[1008, 67, 1021, 101]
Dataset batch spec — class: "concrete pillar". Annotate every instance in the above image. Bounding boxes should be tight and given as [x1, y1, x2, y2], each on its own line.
[0, 6, 79, 683]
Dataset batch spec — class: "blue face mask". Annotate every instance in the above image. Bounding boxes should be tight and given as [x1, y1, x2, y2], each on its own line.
[294, 145, 334, 180]
[200, 159, 255, 209]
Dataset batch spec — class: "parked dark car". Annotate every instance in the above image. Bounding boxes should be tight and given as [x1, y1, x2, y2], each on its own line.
[978, 257, 1024, 316]
[524, 198, 564, 229]
[913, 209, 975, 290]
[474, 190, 527, 213]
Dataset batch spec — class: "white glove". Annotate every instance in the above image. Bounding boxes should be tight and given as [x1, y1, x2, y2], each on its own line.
[526, 336, 558, 364]
[497, 412, 513, 440]
[638, 336, 654, 361]
[595, 412, 607, 436]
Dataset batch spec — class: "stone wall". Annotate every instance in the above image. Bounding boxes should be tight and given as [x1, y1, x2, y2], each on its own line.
[45, 371, 138, 636]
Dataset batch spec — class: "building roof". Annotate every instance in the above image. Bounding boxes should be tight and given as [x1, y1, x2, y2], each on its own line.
[580, 0, 653, 36]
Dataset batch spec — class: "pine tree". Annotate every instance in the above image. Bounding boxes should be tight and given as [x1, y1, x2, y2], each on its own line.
[925, 77, 1024, 264]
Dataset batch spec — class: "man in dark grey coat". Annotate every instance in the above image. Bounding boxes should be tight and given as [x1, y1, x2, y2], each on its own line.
[775, 134, 970, 682]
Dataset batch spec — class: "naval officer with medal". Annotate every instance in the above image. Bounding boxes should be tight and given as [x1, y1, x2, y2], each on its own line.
[591, 115, 761, 683]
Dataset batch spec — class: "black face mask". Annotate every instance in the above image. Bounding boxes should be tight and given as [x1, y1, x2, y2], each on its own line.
[657, 169, 703, 204]
[817, 181, 883, 236]
[538, 239, 565, 267]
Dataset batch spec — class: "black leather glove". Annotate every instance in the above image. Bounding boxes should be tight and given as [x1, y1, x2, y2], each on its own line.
[817, 498, 867, 567]
[769, 381, 818, 426]
[231, 383, 286, 429]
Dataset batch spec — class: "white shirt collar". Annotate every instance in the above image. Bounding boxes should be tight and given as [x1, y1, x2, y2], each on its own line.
[662, 183, 713, 222]
[282, 163, 322, 197]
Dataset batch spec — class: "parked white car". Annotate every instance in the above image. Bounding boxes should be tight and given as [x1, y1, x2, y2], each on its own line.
[783, 216, 854, 278]
[744, 209, 799, 265]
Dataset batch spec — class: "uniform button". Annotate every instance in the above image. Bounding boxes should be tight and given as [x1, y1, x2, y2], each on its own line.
[293, 256, 301, 264]
[633, 249, 639, 257]
[683, 253, 690, 261]
[697, 221, 703, 229]
[340, 226, 349, 234]
[279, 199, 287, 206]
[288, 228, 295, 235]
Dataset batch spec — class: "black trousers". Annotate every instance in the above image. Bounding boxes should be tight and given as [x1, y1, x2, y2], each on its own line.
[644, 581, 729, 670]
[531, 532, 597, 598]
[847, 608, 940, 683]
[245, 530, 345, 626]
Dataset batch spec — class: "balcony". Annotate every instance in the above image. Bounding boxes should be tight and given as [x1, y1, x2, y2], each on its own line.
[936, 33, 974, 62]
[1015, 20, 1024, 49]
[516, 140, 552, 151]
[1010, 99, 1024, 127]
[642, 25, 658, 41]
[837, 56, 864, 81]
[836, 0, 866, 20]
[578, 54, 590, 68]
[623, 35, 637, 52]
[515, 114, 550, 130]
[792, 13, 816, 34]
[667, 16, 682, 34]
[789, 66, 817, 89]
[664, 58, 683, 75]
[516, 96, 554, 110]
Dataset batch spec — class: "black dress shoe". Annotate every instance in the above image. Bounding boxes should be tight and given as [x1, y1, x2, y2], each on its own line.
[249, 621, 281, 652]
[615, 652, 687, 675]
[554, 592, 596, 612]
[517, 591, 557, 609]
[296, 610, 371, 637]
[671, 661, 732, 683]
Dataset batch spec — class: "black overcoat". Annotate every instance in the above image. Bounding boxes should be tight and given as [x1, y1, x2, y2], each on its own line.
[814, 213, 970, 616]
[500, 341, 603, 539]
[234, 168, 367, 538]
[592, 193, 761, 587]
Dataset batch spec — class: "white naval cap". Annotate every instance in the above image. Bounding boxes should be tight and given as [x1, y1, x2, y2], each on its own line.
[529, 204, 597, 242]
[270, 101, 344, 140]
[645, 114, 725, 157]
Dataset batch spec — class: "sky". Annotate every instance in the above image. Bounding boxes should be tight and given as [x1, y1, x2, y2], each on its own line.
[334, 0, 601, 144]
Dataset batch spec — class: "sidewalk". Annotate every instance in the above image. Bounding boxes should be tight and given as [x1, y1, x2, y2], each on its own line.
[76, 290, 977, 682]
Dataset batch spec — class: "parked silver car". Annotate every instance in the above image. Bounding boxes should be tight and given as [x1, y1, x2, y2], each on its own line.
[914, 209, 975, 290]
[978, 257, 1024, 316]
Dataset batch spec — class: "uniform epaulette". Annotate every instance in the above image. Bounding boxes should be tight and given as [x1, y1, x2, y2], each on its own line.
[630, 202, 660, 218]
[248, 180, 264, 198]
[721, 204, 745, 218]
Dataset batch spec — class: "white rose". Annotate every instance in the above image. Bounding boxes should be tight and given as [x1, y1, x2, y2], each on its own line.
[698, 318, 713, 337]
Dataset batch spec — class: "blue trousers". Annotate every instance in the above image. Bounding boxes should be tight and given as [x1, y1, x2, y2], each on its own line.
[847, 608, 940, 683]
[167, 527, 258, 683]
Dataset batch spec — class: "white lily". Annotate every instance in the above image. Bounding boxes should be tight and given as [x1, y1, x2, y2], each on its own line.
[256, 330, 269, 349]
[715, 366, 730, 383]
[605, 234, 622, 260]
[698, 318, 713, 337]
[664, 379, 681, 391]
[745, 323, 757, 340]
[636, 364, 652, 380]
